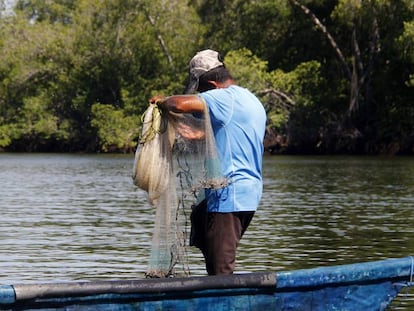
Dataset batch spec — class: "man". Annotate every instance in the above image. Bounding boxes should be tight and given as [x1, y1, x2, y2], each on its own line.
[150, 49, 266, 275]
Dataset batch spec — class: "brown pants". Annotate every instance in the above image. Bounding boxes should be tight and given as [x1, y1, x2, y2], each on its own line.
[190, 201, 254, 275]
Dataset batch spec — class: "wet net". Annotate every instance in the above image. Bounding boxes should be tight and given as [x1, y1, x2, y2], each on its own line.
[132, 101, 226, 277]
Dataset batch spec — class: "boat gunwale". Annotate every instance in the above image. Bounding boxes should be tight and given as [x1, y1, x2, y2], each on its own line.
[0, 256, 412, 307]
[11, 272, 277, 301]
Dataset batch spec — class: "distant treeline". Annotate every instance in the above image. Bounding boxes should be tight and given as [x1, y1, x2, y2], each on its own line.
[0, 0, 413, 155]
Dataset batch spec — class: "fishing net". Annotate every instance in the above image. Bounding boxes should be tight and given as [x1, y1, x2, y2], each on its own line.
[133, 101, 226, 278]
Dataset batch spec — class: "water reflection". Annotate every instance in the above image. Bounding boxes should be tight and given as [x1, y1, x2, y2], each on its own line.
[240, 156, 414, 271]
[0, 153, 413, 307]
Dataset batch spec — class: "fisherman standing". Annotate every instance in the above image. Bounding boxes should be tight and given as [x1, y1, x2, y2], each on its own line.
[150, 49, 266, 275]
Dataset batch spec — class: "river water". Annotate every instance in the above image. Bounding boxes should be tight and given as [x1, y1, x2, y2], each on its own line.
[1, 153, 413, 309]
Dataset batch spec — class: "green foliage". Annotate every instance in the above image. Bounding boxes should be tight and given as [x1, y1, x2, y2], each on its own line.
[270, 61, 323, 103]
[0, 12, 73, 149]
[0, 0, 203, 151]
[91, 104, 140, 152]
[267, 112, 288, 132]
[18, 96, 59, 139]
[0, 123, 18, 148]
[0, 0, 413, 154]
[224, 48, 269, 92]
[331, 0, 362, 27]
[398, 20, 414, 87]
[224, 49, 289, 131]
[235, 0, 291, 67]
[269, 61, 326, 142]
[15, 0, 78, 23]
[190, 0, 291, 68]
[224, 48, 325, 136]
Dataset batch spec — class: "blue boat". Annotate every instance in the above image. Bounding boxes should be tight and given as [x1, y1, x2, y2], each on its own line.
[0, 256, 413, 310]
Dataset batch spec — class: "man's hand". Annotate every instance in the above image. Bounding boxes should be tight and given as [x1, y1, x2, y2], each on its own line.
[149, 95, 166, 105]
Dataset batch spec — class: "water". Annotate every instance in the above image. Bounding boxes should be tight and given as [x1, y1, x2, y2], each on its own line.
[1, 153, 413, 308]
[242, 156, 414, 270]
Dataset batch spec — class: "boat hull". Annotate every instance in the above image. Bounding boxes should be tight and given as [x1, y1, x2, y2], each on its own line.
[1, 256, 412, 310]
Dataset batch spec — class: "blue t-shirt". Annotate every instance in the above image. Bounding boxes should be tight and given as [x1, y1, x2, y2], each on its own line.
[200, 85, 266, 212]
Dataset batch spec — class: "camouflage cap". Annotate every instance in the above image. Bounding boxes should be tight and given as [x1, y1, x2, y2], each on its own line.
[185, 49, 224, 94]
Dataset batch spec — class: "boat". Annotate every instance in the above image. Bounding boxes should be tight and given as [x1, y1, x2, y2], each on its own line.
[0, 256, 412, 310]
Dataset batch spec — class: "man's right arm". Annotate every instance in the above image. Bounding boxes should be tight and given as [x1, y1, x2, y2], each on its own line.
[150, 95, 205, 114]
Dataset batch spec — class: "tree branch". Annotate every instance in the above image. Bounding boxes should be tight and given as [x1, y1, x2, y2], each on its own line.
[145, 12, 173, 66]
[259, 88, 296, 110]
[288, 0, 352, 80]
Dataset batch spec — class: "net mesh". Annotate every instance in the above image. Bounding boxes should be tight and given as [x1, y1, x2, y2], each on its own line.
[133, 101, 226, 277]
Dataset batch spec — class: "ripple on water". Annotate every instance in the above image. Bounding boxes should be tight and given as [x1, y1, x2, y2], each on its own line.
[0, 154, 413, 308]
